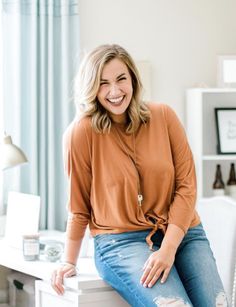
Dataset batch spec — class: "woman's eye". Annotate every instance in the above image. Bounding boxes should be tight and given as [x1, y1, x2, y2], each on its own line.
[118, 77, 126, 81]
[100, 82, 108, 86]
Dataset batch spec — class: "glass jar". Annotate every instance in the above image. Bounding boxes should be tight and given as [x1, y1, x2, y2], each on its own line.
[22, 234, 40, 261]
[44, 242, 63, 262]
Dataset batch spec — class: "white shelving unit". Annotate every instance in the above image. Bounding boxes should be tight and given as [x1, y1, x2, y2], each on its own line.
[186, 88, 236, 198]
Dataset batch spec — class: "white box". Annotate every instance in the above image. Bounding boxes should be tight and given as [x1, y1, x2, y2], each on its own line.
[35, 279, 129, 307]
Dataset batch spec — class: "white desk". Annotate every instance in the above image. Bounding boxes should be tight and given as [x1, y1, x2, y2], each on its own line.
[0, 237, 129, 307]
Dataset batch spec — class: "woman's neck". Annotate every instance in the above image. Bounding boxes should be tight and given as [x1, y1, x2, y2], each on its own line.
[110, 112, 128, 124]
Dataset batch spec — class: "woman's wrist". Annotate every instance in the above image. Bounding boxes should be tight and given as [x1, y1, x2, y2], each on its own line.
[160, 242, 178, 254]
[60, 260, 77, 267]
[60, 261, 79, 274]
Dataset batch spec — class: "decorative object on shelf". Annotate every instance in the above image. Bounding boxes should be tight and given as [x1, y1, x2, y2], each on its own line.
[186, 88, 236, 198]
[44, 242, 63, 262]
[212, 164, 225, 196]
[217, 55, 236, 88]
[226, 163, 236, 199]
[215, 108, 236, 154]
[1, 133, 28, 170]
[23, 234, 40, 261]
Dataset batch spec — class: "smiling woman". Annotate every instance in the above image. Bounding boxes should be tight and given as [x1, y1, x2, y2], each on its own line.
[50, 44, 227, 307]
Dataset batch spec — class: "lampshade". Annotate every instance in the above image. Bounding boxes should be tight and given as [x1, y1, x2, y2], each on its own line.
[1, 134, 28, 170]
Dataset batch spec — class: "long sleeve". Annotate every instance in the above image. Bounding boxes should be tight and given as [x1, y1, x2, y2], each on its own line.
[163, 105, 197, 233]
[63, 118, 92, 241]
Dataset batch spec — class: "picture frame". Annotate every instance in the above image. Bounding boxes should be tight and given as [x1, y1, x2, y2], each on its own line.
[215, 108, 236, 154]
[217, 55, 236, 88]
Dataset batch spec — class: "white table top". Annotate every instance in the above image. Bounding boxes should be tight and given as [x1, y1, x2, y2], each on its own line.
[0, 235, 110, 291]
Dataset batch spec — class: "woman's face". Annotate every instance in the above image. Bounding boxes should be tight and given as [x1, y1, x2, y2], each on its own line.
[97, 58, 133, 123]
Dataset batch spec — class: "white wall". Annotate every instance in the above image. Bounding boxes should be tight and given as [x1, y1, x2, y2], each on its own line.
[79, 0, 236, 122]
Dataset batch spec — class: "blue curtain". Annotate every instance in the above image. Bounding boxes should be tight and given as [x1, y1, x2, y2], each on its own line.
[2, 0, 79, 230]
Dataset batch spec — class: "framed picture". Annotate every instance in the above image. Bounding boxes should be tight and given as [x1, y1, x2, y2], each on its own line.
[215, 108, 236, 154]
[217, 55, 236, 88]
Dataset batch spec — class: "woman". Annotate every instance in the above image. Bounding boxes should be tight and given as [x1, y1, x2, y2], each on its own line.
[51, 44, 227, 306]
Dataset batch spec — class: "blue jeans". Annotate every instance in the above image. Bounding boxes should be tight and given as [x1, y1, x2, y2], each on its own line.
[94, 224, 228, 307]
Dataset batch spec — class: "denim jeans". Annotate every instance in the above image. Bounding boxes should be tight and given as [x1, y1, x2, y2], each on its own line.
[94, 224, 228, 307]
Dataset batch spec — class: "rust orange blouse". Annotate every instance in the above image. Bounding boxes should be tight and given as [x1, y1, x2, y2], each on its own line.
[64, 103, 200, 249]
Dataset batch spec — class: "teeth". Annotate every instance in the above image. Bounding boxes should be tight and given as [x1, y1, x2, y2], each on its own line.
[107, 96, 124, 104]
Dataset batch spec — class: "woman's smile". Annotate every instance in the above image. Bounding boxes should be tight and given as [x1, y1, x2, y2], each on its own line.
[106, 95, 125, 106]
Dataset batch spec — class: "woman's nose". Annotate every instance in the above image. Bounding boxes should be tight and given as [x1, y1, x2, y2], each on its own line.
[109, 83, 121, 96]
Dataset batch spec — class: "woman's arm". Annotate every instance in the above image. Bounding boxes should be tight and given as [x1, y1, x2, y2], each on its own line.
[164, 104, 197, 233]
[51, 119, 92, 295]
[63, 237, 83, 265]
[51, 237, 83, 295]
[140, 224, 184, 288]
[160, 223, 185, 253]
[141, 104, 197, 288]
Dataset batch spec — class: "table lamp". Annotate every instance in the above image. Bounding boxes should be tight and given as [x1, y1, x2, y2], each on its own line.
[0, 133, 28, 235]
[1, 133, 28, 170]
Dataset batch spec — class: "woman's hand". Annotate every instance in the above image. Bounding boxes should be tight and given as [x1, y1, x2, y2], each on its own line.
[140, 246, 175, 288]
[51, 263, 77, 295]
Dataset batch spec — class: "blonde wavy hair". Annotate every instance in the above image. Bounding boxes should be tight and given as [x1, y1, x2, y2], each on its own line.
[74, 44, 150, 134]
